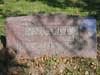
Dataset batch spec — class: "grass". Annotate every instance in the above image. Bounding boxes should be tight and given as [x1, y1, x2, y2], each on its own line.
[0, 16, 5, 35]
[0, 1, 89, 16]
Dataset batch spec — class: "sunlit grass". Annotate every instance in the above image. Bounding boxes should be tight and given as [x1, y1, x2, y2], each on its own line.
[0, 16, 5, 35]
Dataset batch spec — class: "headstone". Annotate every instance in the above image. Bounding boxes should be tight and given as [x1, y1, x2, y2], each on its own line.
[5, 14, 97, 58]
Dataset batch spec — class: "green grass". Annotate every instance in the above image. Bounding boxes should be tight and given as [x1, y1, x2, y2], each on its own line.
[0, 16, 5, 35]
[0, 1, 89, 15]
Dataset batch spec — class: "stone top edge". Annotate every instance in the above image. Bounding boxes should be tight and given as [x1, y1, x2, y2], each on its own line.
[6, 14, 95, 21]
[5, 14, 96, 26]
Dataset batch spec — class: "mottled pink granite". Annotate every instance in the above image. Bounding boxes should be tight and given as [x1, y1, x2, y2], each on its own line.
[5, 14, 97, 58]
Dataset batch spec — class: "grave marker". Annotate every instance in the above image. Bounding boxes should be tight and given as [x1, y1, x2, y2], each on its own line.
[5, 14, 97, 58]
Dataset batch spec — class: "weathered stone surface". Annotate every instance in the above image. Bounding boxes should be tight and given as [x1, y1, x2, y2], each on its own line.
[5, 14, 97, 58]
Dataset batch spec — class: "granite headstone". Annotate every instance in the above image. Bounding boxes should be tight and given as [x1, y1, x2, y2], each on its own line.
[5, 14, 97, 58]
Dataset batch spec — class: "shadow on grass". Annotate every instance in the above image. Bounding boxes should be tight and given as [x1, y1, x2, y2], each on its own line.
[0, 35, 28, 74]
[97, 36, 100, 49]
[0, 35, 6, 48]
[0, 35, 20, 75]
[0, 35, 8, 75]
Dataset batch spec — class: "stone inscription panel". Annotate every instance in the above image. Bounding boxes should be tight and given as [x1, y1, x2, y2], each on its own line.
[6, 14, 97, 58]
